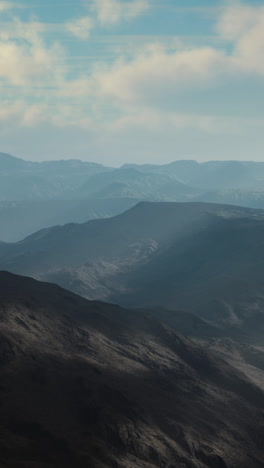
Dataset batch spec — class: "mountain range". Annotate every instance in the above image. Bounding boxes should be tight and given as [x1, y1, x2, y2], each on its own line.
[1, 152, 264, 466]
[0, 271, 263, 468]
[1, 201, 264, 345]
[3, 153, 264, 242]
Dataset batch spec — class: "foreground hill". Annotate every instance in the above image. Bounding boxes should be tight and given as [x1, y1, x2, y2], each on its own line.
[1, 202, 264, 342]
[0, 271, 263, 468]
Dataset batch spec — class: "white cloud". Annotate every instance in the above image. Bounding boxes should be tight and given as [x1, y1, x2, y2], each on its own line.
[89, 2, 264, 111]
[0, 19, 47, 42]
[21, 103, 94, 128]
[65, 0, 150, 39]
[108, 108, 264, 137]
[0, 99, 95, 130]
[91, 0, 149, 25]
[218, 3, 264, 75]
[65, 16, 94, 40]
[0, 17, 65, 86]
[0, 39, 64, 86]
[1, 0, 264, 147]
[0, 1, 18, 12]
[217, 3, 263, 40]
[94, 45, 232, 106]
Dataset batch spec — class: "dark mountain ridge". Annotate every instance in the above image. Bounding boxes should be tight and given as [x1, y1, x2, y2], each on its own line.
[0, 271, 263, 467]
[0, 201, 251, 273]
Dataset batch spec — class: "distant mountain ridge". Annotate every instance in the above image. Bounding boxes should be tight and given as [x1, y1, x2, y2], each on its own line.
[122, 159, 264, 189]
[3, 153, 264, 242]
[0, 152, 113, 201]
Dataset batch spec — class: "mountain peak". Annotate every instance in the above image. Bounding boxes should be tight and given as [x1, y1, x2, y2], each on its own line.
[0, 153, 27, 169]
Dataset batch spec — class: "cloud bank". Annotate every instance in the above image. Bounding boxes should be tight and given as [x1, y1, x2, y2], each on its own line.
[0, 1, 264, 162]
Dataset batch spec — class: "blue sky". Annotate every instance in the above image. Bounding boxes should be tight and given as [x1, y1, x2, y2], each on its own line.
[0, 0, 264, 165]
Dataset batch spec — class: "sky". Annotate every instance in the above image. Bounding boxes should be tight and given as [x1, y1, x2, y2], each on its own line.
[0, 0, 264, 165]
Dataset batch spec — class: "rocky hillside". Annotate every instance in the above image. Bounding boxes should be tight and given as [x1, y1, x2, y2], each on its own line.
[0, 271, 263, 467]
[1, 202, 264, 342]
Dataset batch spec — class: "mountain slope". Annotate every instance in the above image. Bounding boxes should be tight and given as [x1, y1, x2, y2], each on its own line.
[0, 201, 220, 273]
[1, 202, 264, 343]
[0, 271, 263, 468]
[123, 160, 264, 190]
[0, 198, 138, 242]
[111, 214, 264, 337]
[0, 201, 254, 273]
[71, 167, 197, 201]
[0, 153, 112, 201]
[0, 153, 27, 170]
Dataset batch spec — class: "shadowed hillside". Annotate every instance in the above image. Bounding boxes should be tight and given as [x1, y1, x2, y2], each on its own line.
[1, 202, 264, 343]
[0, 271, 263, 467]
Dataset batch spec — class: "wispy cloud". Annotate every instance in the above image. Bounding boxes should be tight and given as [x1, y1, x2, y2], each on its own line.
[1, 0, 264, 163]
[218, 3, 264, 74]
[0, 24, 64, 87]
[65, 16, 94, 40]
[87, 2, 264, 114]
[0, 1, 19, 12]
[2, 1, 264, 103]
[95, 45, 229, 106]
[0, 48, 60, 87]
[91, 0, 149, 25]
[65, 0, 150, 41]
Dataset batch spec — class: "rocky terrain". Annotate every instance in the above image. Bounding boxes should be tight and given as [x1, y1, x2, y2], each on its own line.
[0, 271, 263, 468]
[1, 202, 264, 343]
[1, 155, 264, 466]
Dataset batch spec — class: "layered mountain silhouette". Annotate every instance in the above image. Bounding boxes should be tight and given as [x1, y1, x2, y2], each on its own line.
[0, 153, 111, 201]
[3, 153, 264, 200]
[1, 153, 264, 467]
[0, 271, 263, 468]
[123, 160, 264, 190]
[69, 167, 198, 200]
[3, 153, 264, 242]
[1, 202, 264, 344]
